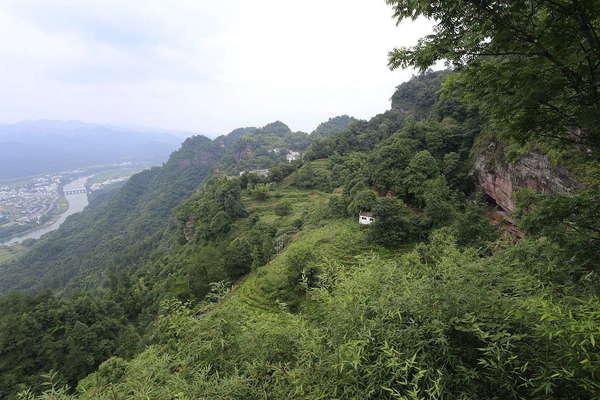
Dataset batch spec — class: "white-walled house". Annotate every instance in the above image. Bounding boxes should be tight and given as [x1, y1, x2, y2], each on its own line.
[359, 212, 375, 225]
[286, 151, 301, 162]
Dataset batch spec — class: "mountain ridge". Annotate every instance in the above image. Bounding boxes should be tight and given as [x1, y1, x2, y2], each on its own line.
[0, 120, 184, 180]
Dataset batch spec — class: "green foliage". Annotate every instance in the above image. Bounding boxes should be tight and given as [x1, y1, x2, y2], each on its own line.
[30, 227, 600, 400]
[290, 162, 332, 191]
[249, 184, 270, 201]
[451, 197, 500, 248]
[0, 291, 134, 399]
[368, 198, 424, 247]
[0, 135, 222, 295]
[403, 150, 440, 203]
[391, 70, 450, 118]
[224, 237, 253, 279]
[305, 111, 407, 160]
[328, 195, 350, 218]
[387, 0, 600, 152]
[329, 152, 369, 191]
[515, 189, 600, 273]
[183, 245, 228, 299]
[209, 212, 232, 239]
[217, 121, 311, 173]
[175, 177, 246, 241]
[284, 244, 319, 297]
[5, 9, 600, 398]
[248, 223, 277, 270]
[92, 356, 128, 387]
[310, 115, 359, 140]
[274, 201, 292, 217]
[422, 176, 453, 228]
[369, 133, 420, 195]
[268, 161, 300, 183]
[239, 172, 267, 189]
[346, 189, 377, 217]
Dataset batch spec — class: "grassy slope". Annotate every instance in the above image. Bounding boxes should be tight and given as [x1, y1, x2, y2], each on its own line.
[72, 199, 600, 400]
[30, 165, 600, 399]
[71, 182, 402, 398]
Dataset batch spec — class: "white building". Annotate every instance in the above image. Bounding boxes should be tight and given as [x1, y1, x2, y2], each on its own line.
[286, 151, 301, 162]
[359, 212, 375, 225]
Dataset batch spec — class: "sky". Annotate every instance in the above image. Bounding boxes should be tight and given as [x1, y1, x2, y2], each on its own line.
[0, 1, 433, 136]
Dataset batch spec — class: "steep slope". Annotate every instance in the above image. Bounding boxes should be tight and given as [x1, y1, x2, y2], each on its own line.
[3, 71, 599, 400]
[62, 219, 599, 400]
[473, 139, 580, 212]
[30, 156, 599, 400]
[49, 71, 597, 400]
[2, 0, 598, 393]
[391, 70, 450, 117]
[0, 120, 319, 296]
[310, 115, 359, 140]
[0, 135, 222, 294]
[0, 121, 326, 399]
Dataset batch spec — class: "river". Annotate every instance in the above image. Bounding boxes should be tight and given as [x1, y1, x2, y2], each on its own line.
[1, 177, 90, 246]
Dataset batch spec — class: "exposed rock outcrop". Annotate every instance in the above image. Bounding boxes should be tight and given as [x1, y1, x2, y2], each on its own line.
[473, 141, 579, 212]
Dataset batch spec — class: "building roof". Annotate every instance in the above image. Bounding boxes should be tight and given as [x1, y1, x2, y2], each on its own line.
[359, 211, 374, 217]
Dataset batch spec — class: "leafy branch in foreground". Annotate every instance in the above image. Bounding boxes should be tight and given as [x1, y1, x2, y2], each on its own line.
[386, 0, 600, 151]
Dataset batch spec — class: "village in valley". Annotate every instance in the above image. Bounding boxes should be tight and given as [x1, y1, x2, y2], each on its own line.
[0, 163, 145, 244]
[0, 175, 63, 227]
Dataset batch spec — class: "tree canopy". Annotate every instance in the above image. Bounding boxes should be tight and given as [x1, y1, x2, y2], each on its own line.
[386, 0, 600, 151]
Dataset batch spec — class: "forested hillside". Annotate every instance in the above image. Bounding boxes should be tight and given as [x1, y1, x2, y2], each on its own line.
[1, 0, 599, 399]
[0, 118, 329, 398]
[309, 115, 359, 140]
[0, 136, 221, 294]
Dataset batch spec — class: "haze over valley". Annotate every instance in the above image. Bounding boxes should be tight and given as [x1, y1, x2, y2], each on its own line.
[0, 119, 185, 180]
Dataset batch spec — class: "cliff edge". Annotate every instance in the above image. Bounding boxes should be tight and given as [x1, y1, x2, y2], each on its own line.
[473, 141, 579, 212]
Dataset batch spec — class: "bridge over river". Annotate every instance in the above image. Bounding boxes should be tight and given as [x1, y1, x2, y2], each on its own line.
[1, 176, 90, 246]
[64, 189, 88, 196]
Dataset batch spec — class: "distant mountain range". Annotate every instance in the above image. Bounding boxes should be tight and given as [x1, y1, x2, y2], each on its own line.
[0, 120, 188, 180]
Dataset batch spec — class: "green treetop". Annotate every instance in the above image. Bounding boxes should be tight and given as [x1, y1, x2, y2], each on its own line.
[386, 0, 600, 152]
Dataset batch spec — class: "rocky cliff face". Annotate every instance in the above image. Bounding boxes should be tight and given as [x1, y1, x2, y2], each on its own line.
[473, 141, 579, 212]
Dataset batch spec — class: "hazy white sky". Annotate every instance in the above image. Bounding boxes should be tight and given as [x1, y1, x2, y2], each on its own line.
[0, 1, 433, 136]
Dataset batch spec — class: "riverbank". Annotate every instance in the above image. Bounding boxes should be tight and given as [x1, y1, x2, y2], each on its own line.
[0, 177, 90, 246]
